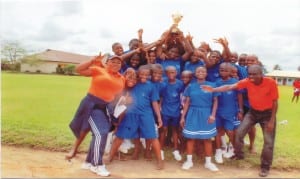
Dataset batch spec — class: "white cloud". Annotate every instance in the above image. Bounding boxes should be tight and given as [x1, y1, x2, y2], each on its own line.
[1, 0, 299, 71]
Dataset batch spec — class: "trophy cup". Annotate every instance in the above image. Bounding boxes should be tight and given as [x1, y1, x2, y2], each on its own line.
[161, 12, 184, 53]
[171, 12, 183, 34]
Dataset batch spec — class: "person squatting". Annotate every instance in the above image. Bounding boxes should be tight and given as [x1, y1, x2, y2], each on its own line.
[67, 26, 278, 178]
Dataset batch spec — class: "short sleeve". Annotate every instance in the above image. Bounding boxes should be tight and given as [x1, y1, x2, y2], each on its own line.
[183, 84, 191, 97]
[236, 78, 248, 90]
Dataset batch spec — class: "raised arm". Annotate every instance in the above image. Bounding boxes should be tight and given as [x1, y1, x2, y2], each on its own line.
[213, 37, 231, 61]
[198, 42, 214, 68]
[76, 54, 105, 76]
[181, 33, 194, 61]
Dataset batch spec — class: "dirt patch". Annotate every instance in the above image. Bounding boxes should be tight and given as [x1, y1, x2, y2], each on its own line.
[1, 145, 300, 178]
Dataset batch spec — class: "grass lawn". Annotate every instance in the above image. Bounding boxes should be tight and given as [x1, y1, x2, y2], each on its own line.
[1, 72, 300, 169]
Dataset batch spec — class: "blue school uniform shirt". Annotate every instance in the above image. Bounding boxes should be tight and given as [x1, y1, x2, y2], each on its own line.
[160, 79, 184, 117]
[234, 64, 248, 80]
[120, 63, 139, 74]
[184, 81, 219, 108]
[206, 60, 222, 82]
[152, 80, 164, 97]
[216, 78, 240, 115]
[183, 60, 205, 73]
[126, 81, 159, 115]
[157, 57, 184, 79]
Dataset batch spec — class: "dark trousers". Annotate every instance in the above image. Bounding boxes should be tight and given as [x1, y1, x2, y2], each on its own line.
[235, 108, 276, 170]
[86, 108, 111, 166]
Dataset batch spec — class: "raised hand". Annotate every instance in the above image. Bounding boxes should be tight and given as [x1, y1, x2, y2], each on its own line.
[199, 41, 211, 52]
[213, 37, 228, 47]
[186, 32, 193, 42]
[92, 52, 108, 67]
[138, 28, 143, 39]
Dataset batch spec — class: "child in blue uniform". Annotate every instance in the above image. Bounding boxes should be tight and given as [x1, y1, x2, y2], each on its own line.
[180, 66, 219, 171]
[143, 64, 164, 160]
[183, 50, 205, 78]
[214, 63, 243, 163]
[156, 30, 193, 79]
[159, 66, 184, 161]
[108, 65, 164, 169]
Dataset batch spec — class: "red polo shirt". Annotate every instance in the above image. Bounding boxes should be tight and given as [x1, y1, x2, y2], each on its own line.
[237, 77, 278, 111]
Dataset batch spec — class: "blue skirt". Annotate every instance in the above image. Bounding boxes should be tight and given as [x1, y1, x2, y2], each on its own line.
[183, 106, 217, 139]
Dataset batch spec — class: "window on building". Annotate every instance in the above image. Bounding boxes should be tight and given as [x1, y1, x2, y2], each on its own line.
[277, 78, 282, 82]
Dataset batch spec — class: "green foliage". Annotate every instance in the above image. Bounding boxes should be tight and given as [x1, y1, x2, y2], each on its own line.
[1, 73, 300, 169]
[20, 54, 43, 66]
[1, 61, 21, 71]
[1, 41, 26, 63]
[63, 64, 76, 75]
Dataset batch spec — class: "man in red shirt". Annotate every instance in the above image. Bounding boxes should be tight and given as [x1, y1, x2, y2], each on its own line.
[292, 79, 300, 103]
[202, 65, 278, 177]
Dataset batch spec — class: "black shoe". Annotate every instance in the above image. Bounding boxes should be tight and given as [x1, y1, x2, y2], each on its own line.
[259, 168, 269, 177]
[230, 155, 244, 160]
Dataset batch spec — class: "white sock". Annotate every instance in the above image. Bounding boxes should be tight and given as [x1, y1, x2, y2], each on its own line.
[160, 150, 164, 160]
[221, 135, 227, 148]
[216, 148, 222, 154]
[205, 156, 212, 164]
[187, 155, 192, 162]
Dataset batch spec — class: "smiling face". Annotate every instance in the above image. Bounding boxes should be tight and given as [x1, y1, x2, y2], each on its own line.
[208, 51, 221, 64]
[138, 68, 150, 83]
[246, 55, 258, 67]
[181, 71, 193, 85]
[195, 66, 207, 80]
[129, 54, 140, 68]
[166, 66, 177, 82]
[247, 65, 263, 85]
[167, 47, 180, 59]
[219, 63, 231, 80]
[152, 68, 163, 82]
[112, 43, 124, 56]
[106, 58, 122, 73]
[148, 50, 156, 64]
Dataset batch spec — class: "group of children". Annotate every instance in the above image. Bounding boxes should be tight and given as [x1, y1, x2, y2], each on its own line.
[67, 27, 264, 176]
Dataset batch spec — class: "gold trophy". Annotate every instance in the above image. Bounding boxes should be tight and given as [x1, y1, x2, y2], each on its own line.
[161, 12, 184, 52]
[171, 12, 183, 34]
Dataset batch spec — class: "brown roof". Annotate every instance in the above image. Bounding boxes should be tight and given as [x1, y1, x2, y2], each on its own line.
[37, 49, 93, 64]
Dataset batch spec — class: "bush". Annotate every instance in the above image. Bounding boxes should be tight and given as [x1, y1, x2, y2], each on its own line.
[1, 61, 21, 71]
[56, 65, 64, 74]
[63, 64, 76, 75]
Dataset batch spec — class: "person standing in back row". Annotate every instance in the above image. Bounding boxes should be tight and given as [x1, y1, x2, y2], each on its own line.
[202, 65, 278, 177]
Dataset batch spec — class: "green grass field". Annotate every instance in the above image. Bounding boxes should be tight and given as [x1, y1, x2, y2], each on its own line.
[2, 72, 300, 169]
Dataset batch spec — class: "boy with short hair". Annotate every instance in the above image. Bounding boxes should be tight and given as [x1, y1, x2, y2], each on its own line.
[159, 66, 184, 161]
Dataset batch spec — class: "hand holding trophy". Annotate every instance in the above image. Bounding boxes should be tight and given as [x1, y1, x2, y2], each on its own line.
[162, 12, 184, 54]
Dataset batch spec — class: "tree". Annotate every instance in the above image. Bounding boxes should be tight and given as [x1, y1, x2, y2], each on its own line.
[1, 41, 26, 64]
[20, 54, 43, 66]
[273, 64, 282, 71]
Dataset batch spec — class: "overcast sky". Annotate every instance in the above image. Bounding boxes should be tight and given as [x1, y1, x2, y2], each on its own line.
[1, 0, 299, 71]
